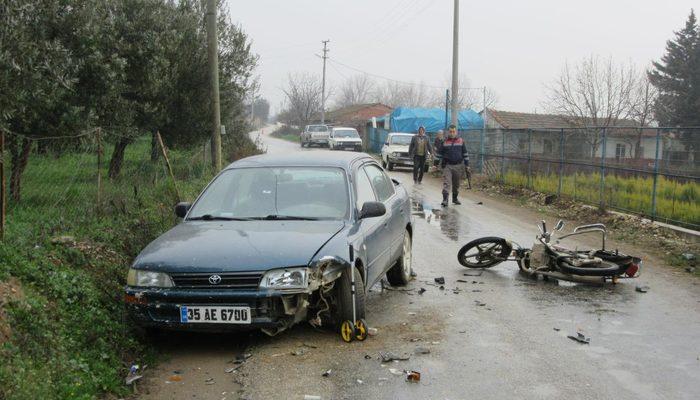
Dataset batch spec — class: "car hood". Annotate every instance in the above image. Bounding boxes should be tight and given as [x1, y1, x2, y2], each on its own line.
[335, 138, 362, 143]
[133, 220, 346, 273]
[386, 144, 409, 153]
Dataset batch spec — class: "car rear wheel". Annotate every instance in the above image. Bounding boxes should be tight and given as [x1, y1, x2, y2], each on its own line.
[387, 231, 412, 286]
[332, 266, 366, 326]
[387, 161, 394, 171]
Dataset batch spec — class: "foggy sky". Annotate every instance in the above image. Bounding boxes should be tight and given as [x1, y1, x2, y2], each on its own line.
[229, 0, 696, 114]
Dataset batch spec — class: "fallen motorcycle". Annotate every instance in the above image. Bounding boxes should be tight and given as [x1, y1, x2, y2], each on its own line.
[457, 220, 642, 283]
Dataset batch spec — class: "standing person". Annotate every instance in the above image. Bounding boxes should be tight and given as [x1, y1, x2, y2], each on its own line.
[408, 126, 432, 184]
[433, 130, 445, 172]
[439, 124, 469, 206]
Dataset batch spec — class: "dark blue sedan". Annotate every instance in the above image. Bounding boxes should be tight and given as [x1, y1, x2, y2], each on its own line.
[125, 152, 413, 335]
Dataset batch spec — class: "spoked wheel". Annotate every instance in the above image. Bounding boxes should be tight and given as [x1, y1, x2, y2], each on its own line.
[340, 320, 355, 342]
[458, 237, 512, 268]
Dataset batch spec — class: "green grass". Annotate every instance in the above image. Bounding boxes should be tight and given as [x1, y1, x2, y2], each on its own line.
[0, 136, 254, 399]
[498, 169, 699, 228]
[270, 124, 300, 143]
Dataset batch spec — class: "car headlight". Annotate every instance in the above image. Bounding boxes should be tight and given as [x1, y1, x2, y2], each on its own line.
[260, 268, 308, 289]
[392, 152, 400, 157]
[127, 269, 174, 288]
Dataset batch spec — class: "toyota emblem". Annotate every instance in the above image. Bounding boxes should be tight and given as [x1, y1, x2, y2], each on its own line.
[208, 274, 222, 285]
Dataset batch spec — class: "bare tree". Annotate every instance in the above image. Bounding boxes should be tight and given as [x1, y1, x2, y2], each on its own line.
[372, 81, 439, 108]
[545, 56, 639, 157]
[281, 72, 324, 127]
[335, 74, 375, 108]
[626, 70, 658, 158]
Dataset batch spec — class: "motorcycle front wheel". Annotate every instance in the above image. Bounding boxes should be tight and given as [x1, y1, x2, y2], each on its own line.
[458, 237, 512, 268]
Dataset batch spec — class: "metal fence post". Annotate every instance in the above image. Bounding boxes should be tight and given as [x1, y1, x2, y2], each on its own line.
[500, 131, 506, 183]
[480, 127, 485, 174]
[558, 128, 564, 196]
[651, 128, 661, 221]
[599, 128, 607, 208]
[527, 129, 532, 189]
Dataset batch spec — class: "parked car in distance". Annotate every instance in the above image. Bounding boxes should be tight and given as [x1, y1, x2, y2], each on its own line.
[124, 152, 413, 336]
[328, 127, 363, 151]
[381, 132, 429, 172]
[300, 124, 329, 147]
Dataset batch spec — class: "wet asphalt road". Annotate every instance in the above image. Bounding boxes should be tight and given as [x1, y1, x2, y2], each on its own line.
[140, 126, 700, 400]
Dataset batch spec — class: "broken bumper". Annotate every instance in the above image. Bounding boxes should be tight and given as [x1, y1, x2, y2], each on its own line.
[124, 287, 308, 331]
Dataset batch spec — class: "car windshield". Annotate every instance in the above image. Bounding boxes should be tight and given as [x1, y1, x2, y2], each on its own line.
[390, 135, 412, 145]
[308, 125, 327, 132]
[187, 167, 349, 220]
[334, 129, 359, 138]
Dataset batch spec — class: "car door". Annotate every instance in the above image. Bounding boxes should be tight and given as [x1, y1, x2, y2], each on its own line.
[363, 163, 402, 283]
[352, 165, 384, 285]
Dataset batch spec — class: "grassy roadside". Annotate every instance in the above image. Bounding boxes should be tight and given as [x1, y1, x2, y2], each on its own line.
[0, 135, 258, 399]
[472, 176, 699, 277]
[270, 124, 300, 143]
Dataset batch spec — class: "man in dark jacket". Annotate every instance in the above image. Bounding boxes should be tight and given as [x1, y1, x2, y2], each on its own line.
[408, 126, 433, 184]
[439, 124, 469, 206]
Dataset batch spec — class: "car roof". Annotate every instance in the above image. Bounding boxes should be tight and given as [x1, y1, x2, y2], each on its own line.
[225, 151, 375, 170]
[331, 126, 357, 130]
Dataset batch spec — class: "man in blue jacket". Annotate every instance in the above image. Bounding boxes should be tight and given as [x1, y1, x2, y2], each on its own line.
[439, 124, 469, 206]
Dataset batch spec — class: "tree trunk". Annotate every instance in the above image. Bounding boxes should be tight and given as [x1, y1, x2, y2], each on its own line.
[9, 137, 32, 202]
[150, 132, 159, 162]
[108, 138, 131, 179]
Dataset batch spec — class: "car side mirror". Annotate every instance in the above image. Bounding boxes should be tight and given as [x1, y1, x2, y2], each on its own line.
[175, 202, 191, 218]
[359, 201, 386, 219]
[384, 142, 389, 146]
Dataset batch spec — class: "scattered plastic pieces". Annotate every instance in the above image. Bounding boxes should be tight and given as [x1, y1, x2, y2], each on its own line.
[388, 368, 403, 376]
[224, 367, 238, 373]
[434, 277, 445, 285]
[291, 348, 307, 356]
[635, 285, 650, 293]
[356, 379, 364, 384]
[205, 378, 215, 385]
[553, 327, 561, 332]
[568, 332, 591, 344]
[418, 287, 426, 295]
[456, 279, 468, 283]
[364, 354, 372, 360]
[167, 374, 183, 382]
[474, 300, 486, 306]
[407, 312, 416, 316]
[475, 201, 483, 205]
[322, 369, 332, 377]
[406, 370, 421, 382]
[368, 327, 378, 336]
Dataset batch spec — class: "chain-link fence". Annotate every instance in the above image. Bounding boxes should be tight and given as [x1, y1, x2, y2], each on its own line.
[0, 130, 221, 240]
[460, 127, 700, 230]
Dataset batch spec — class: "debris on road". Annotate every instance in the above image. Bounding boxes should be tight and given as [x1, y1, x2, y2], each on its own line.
[380, 352, 411, 363]
[406, 370, 421, 383]
[415, 347, 431, 355]
[463, 270, 483, 277]
[291, 348, 308, 356]
[364, 354, 372, 359]
[568, 332, 591, 344]
[388, 368, 403, 376]
[474, 300, 487, 306]
[125, 364, 142, 386]
[302, 343, 318, 349]
[368, 327, 378, 336]
[205, 378, 215, 385]
[167, 374, 183, 382]
[475, 201, 483, 205]
[434, 277, 445, 285]
[356, 379, 364, 384]
[458, 330, 466, 334]
[322, 369, 332, 377]
[304, 395, 321, 400]
[553, 327, 561, 332]
[439, 285, 445, 290]
[636, 285, 650, 293]
[232, 353, 252, 364]
[408, 312, 416, 316]
[418, 287, 426, 295]
[456, 279, 468, 283]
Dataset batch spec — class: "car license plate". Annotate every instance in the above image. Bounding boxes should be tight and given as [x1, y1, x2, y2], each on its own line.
[344, 147, 354, 151]
[180, 306, 251, 324]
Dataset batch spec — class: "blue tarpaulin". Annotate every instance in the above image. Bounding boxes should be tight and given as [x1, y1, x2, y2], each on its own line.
[385, 107, 483, 133]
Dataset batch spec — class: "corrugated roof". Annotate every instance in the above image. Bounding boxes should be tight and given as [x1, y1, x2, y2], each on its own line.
[485, 109, 642, 130]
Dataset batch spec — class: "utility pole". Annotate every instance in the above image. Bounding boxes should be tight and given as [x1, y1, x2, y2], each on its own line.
[320, 40, 329, 124]
[206, 0, 222, 171]
[450, 0, 459, 128]
[444, 89, 450, 130]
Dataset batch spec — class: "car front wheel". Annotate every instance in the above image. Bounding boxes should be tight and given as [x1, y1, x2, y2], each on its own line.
[387, 231, 412, 286]
[332, 266, 366, 326]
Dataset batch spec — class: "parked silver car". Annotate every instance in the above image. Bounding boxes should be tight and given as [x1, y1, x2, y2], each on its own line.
[300, 124, 330, 147]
